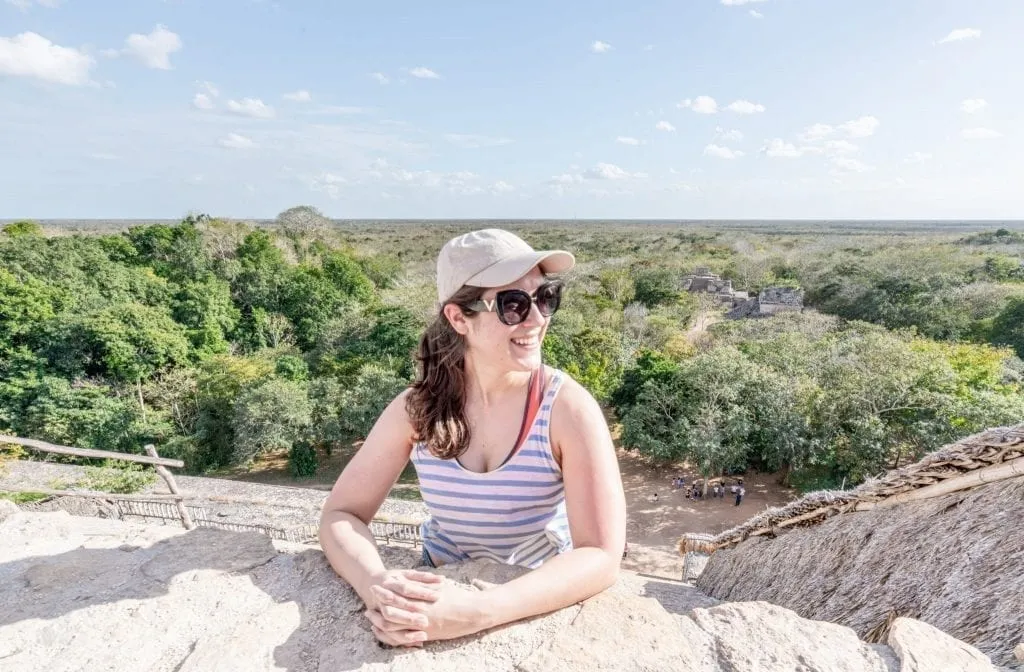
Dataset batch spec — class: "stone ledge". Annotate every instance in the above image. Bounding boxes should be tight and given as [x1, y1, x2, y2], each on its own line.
[0, 511, 998, 672]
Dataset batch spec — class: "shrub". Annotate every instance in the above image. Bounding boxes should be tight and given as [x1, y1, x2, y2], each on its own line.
[288, 440, 318, 478]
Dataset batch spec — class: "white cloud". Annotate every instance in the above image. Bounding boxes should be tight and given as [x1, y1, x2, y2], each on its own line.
[761, 139, 804, 158]
[720, 0, 765, 4]
[408, 67, 440, 79]
[830, 156, 872, 173]
[725, 99, 765, 114]
[678, 96, 718, 114]
[492, 181, 515, 194]
[218, 133, 256, 149]
[643, 44, 654, 51]
[824, 139, 859, 154]
[307, 172, 348, 199]
[839, 115, 880, 138]
[443, 133, 513, 148]
[960, 98, 988, 114]
[192, 93, 215, 110]
[616, 136, 641, 146]
[6, 0, 60, 10]
[582, 162, 645, 180]
[550, 173, 583, 185]
[938, 28, 981, 44]
[591, 40, 612, 53]
[749, 10, 764, 18]
[226, 97, 275, 119]
[197, 81, 219, 97]
[122, 25, 182, 70]
[371, 72, 389, 85]
[704, 144, 744, 159]
[905, 152, 933, 164]
[0, 32, 94, 85]
[962, 127, 1002, 140]
[717, 127, 744, 142]
[655, 120, 676, 132]
[283, 89, 312, 102]
[88, 152, 118, 161]
[799, 123, 834, 142]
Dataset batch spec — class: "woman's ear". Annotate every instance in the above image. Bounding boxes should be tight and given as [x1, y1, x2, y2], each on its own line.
[443, 303, 471, 336]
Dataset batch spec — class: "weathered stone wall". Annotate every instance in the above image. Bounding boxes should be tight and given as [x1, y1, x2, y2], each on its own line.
[0, 506, 1002, 671]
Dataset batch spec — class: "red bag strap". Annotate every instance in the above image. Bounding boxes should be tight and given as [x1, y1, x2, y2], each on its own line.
[501, 366, 546, 467]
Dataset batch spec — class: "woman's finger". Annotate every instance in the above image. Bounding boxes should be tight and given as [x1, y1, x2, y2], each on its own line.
[371, 585, 428, 614]
[366, 607, 428, 632]
[371, 624, 427, 648]
[402, 570, 443, 583]
[382, 577, 441, 602]
[381, 604, 429, 629]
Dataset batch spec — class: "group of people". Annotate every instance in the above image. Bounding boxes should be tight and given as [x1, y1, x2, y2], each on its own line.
[671, 476, 746, 506]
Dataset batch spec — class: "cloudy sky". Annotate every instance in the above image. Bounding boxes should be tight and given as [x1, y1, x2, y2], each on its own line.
[1, 0, 1022, 219]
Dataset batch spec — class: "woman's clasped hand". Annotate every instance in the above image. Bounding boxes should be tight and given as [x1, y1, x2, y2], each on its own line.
[363, 568, 487, 647]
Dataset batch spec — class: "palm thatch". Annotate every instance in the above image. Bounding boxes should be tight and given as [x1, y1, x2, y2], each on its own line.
[692, 423, 1024, 666]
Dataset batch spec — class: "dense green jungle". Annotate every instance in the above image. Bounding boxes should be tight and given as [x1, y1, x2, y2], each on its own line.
[2, 210, 1023, 494]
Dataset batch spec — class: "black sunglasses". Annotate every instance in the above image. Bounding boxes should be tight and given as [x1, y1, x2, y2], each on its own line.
[467, 280, 564, 326]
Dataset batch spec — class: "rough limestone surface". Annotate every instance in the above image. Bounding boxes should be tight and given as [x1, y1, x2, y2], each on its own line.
[888, 618, 998, 672]
[0, 498, 19, 522]
[0, 511, 990, 672]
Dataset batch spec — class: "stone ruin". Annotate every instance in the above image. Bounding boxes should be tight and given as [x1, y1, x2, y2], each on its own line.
[726, 286, 805, 319]
[0, 502, 1007, 671]
[682, 267, 749, 304]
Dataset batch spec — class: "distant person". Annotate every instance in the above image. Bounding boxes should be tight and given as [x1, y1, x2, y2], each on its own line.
[653, 492, 659, 502]
[319, 229, 627, 647]
[735, 486, 745, 506]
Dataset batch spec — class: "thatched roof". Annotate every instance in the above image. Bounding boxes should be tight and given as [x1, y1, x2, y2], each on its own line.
[689, 423, 1024, 666]
[680, 423, 1024, 555]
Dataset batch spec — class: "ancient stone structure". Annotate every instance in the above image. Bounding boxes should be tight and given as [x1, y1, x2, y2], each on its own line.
[0, 506, 1002, 671]
[726, 286, 804, 319]
[682, 267, 749, 304]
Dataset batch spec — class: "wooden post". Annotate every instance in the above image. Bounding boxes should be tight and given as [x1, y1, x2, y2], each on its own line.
[144, 444, 194, 530]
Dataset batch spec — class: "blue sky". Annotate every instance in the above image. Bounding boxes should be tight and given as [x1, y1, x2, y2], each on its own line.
[2, 0, 1022, 219]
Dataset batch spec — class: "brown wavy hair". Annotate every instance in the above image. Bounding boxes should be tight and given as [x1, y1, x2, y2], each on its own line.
[405, 284, 486, 460]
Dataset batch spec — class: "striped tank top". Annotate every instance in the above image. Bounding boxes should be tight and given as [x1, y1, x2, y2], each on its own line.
[409, 368, 572, 569]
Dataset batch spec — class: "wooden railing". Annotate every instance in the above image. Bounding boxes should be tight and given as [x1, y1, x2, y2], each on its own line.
[0, 434, 423, 547]
[0, 435, 194, 529]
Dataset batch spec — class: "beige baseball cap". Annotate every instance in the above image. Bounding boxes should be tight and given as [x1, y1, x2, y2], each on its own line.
[436, 229, 575, 304]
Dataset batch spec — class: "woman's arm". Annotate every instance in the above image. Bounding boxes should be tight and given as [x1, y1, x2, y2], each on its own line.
[319, 390, 438, 606]
[475, 378, 627, 630]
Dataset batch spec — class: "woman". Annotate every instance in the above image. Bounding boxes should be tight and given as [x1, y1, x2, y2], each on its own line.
[319, 228, 626, 647]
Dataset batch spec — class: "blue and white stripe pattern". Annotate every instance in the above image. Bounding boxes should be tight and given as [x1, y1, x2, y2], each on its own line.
[410, 369, 572, 568]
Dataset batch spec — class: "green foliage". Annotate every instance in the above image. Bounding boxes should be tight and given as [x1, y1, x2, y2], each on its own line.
[610, 349, 679, 415]
[193, 355, 275, 470]
[0, 491, 49, 503]
[621, 313, 1024, 491]
[45, 304, 191, 382]
[990, 297, 1024, 358]
[76, 460, 156, 494]
[633, 268, 682, 308]
[357, 254, 404, 289]
[543, 325, 625, 401]
[16, 377, 141, 451]
[275, 353, 309, 381]
[4, 219, 1022, 487]
[2, 220, 43, 237]
[288, 440, 318, 478]
[311, 363, 407, 446]
[231, 378, 312, 465]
